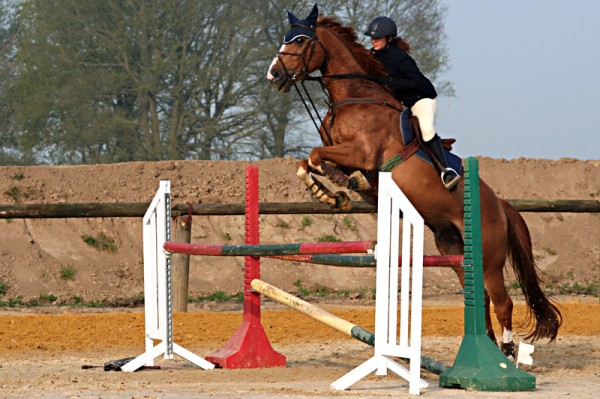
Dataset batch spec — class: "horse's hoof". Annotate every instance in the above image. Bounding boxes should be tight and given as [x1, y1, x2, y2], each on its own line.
[334, 191, 352, 211]
[348, 171, 372, 191]
[501, 342, 515, 361]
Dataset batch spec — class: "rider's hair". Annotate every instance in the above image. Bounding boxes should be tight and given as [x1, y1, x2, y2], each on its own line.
[393, 37, 411, 53]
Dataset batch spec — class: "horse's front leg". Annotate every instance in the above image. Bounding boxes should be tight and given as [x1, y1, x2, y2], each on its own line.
[309, 142, 379, 189]
[296, 159, 352, 210]
[318, 163, 372, 191]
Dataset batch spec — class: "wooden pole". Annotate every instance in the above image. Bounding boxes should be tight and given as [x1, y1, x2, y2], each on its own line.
[250, 278, 449, 375]
[1, 199, 598, 219]
[171, 212, 192, 312]
[250, 279, 362, 340]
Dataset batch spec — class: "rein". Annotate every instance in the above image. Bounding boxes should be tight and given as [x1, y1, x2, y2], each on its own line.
[276, 30, 403, 146]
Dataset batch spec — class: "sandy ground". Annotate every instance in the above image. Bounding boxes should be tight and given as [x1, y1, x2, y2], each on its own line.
[1, 296, 598, 398]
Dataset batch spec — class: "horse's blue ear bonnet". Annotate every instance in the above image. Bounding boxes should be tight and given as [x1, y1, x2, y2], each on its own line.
[283, 4, 318, 44]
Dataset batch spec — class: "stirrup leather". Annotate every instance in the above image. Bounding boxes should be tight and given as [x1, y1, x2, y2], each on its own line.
[441, 167, 460, 189]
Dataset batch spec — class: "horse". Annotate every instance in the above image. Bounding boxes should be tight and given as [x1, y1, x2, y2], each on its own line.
[266, 5, 561, 359]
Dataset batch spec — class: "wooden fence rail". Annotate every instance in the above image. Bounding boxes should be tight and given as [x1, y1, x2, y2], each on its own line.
[0, 199, 598, 219]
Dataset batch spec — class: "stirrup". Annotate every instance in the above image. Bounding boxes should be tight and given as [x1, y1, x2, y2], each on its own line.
[441, 168, 460, 189]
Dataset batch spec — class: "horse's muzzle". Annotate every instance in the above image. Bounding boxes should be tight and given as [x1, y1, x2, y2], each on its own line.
[267, 68, 293, 93]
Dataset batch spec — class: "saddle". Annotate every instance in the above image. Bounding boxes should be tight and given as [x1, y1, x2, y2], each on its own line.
[380, 109, 462, 174]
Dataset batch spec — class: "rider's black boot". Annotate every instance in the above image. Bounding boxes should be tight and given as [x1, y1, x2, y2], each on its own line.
[426, 134, 460, 190]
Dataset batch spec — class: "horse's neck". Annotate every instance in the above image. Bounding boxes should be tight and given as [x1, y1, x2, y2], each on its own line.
[318, 30, 385, 101]
[318, 32, 370, 96]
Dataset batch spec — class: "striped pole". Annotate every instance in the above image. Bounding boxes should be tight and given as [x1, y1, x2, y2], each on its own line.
[267, 254, 464, 267]
[163, 240, 376, 256]
[251, 279, 448, 375]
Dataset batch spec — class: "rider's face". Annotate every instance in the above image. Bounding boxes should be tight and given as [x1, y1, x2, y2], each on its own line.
[371, 36, 387, 51]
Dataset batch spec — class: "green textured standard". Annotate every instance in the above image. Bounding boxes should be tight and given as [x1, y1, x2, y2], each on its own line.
[438, 157, 536, 391]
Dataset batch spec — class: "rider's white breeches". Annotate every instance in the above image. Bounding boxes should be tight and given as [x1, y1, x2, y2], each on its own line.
[411, 97, 437, 142]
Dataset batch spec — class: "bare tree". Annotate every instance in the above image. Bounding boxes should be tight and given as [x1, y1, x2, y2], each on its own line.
[2, 0, 452, 164]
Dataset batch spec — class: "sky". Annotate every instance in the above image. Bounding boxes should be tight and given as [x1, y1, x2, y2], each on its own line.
[436, 0, 600, 160]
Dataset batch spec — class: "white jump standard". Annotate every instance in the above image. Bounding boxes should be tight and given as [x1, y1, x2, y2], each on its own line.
[121, 180, 214, 372]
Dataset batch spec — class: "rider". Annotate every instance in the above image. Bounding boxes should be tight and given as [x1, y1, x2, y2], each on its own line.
[364, 16, 460, 190]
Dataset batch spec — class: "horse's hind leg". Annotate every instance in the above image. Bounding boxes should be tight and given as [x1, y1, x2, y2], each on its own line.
[484, 291, 497, 344]
[485, 265, 515, 360]
[431, 222, 515, 359]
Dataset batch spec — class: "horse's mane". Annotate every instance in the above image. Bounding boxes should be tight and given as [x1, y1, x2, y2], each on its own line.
[317, 16, 387, 77]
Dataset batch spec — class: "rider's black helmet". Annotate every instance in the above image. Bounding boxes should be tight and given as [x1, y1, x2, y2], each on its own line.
[364, 16, 397, 38]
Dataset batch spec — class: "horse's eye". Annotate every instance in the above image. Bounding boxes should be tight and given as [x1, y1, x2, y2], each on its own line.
[295, 38, 305, 45]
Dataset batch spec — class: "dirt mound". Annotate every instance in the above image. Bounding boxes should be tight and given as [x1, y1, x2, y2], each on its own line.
[0, 157, 598, 302]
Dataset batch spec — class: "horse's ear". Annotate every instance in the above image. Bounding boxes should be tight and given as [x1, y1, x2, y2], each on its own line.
[288, 10, 300, 25]
[306, 4, 319, 25]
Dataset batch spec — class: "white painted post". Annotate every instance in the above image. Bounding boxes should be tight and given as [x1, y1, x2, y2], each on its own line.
[122, 180, 214, 372]
[330, 172, 428, 394]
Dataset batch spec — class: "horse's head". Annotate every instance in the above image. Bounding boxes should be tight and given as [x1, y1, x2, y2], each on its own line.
[267, 4, 327, 92]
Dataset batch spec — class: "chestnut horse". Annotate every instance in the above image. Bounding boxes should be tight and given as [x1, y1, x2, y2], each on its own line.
[267, 7, 561, 359]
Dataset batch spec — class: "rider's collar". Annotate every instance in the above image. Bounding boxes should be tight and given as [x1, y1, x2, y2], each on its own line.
[283, 23, 315, 44]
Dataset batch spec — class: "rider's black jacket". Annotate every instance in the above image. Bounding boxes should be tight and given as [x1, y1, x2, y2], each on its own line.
[372, 45, 437, 108]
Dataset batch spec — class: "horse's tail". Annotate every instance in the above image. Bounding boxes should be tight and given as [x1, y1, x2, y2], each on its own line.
[500, 199, 562, 341]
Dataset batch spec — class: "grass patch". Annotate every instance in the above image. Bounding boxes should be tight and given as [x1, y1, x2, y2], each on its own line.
[301, 216, 313, 227]
[566, 270, 574, 279]
[40, 269, 50, 281]
[316, 234, 341, 242]
[0, 294, 142, 308]
[0, 279, 7, 296]
[38, 293, 58, 305]
[293, 279, 310, 296]
[275, 219, 290, 229]
[0, 296, 24, 307]
[60, 264, 77, 281]
[12, 171, 25, 181]
[82, 232, 118, 253]
[313, 286, 331, 297]
[222, 232, 233, 241]
[545, 281, 598, 296]
[190, 291, 243, 303]
[4, 186, 32, 202]
[85, 299, 107, 308]
[558, 282, 598, 296]
[342, 217, 358, 232]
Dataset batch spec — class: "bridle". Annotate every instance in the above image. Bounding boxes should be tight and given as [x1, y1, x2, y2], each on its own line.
[276, 24, 327, 83]
[274, 25, 402, 146]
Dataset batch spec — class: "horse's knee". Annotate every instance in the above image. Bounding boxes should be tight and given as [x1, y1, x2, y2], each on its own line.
[307, 151, 322, 170]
